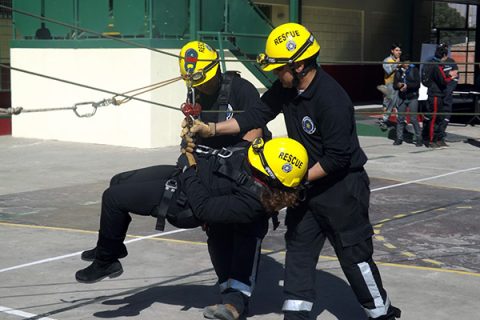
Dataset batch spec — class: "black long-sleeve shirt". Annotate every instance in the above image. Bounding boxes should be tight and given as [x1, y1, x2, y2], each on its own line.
[393, 65, 420, 100]
[175, 151, 265, 224]
[196, 74, 270, 148]
[235, 67, 367, 175]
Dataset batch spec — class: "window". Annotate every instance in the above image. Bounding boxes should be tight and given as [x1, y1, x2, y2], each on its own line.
[0, 0, 12, 19]
[432, 1, 477, 85]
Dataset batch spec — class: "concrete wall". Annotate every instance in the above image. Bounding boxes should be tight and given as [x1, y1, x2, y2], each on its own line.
[254, 0, 421, 61]
[10, 47, 287, 148]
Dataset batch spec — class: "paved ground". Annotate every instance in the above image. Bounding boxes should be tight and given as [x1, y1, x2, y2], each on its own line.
[0, 118, 479, 320]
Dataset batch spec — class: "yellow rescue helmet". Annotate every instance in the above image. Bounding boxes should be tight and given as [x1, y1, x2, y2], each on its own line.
[248, 137, 308, 188]
[179, 41, 220, 87]
[257, 22, 320, 71]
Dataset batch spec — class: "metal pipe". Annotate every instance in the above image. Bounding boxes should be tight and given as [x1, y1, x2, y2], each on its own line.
[189, 0, 199, 40]
[289, 0, 299, 23]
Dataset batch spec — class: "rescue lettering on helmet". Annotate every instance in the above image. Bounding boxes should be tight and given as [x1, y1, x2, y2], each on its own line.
[274, 30, 301, 45]
[278, 152, 303, 169]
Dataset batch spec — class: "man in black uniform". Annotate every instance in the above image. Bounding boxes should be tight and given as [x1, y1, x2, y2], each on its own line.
[421, 45, 457, 148]
[178, 40, 273, 320]
[190, 23, 401, 320]
[76, 41, 273, 320]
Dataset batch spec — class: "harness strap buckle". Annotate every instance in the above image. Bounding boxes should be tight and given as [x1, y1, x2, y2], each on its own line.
[195, 144, 212, 155]
[217, 148, 233, 158]
[165, 179, 178, 192]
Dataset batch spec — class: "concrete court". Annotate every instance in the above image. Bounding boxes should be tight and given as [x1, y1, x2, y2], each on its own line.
[0, 123, 479, 320]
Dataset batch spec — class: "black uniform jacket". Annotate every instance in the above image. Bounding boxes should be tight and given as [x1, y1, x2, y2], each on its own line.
[197, 74, 269, 149]
[393, 65, 420, 100]
[175, 149, 266, 225]
[426, 59, 452, 97]
[235, 67, 367, 176]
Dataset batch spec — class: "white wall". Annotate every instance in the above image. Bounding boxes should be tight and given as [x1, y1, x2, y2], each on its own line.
[11, 47, 286, 148]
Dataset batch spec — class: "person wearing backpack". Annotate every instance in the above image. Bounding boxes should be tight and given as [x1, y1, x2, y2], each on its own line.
[421, 45, 456, 148]
[393, 54, 422, 146]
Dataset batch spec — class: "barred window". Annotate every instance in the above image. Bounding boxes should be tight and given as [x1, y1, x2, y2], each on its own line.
[0, 0, 12, 19]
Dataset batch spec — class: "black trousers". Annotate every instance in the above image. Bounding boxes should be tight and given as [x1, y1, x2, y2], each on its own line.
[96, 164, 269, 316]
[206, 219, 269, 314]
[422, 95, 446, 143]
[96, 165, 176, 260]
[283, 170, 392, 320]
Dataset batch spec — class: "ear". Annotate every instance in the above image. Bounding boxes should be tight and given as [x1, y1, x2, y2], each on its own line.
[293, 61, 305, 74]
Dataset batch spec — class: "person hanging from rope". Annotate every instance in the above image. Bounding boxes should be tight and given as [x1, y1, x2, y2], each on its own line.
[178, 40, 273, 320]
[74, 136, 307, 289]
[187, 22, 401, 320]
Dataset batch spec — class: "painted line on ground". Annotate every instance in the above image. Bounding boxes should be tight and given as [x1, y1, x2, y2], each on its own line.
[371, 166, 480, 192]
[1, 167, 479, 275]
[1, 221, 479, 277]
[0, 305, 56, 320]
[0, 228, 188, 273]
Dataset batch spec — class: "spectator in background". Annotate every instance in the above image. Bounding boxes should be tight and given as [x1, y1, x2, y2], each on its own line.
[393, 54, 422, 146]
[421, 44, 457, 148]
[377, 43, 402, 131]
[439, 44, 459, 147]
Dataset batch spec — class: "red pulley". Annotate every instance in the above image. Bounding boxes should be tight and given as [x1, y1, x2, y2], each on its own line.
[181, 102, 202, 118]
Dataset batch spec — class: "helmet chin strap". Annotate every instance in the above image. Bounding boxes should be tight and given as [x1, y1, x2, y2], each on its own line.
[288, 59, 316, 88]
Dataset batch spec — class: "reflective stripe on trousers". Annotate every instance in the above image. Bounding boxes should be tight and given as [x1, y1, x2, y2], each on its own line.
[282, 299, 313, 312]
[219, 279, 252, 297]
[218, 237, 262, 297]
[358, 262, 391, 318]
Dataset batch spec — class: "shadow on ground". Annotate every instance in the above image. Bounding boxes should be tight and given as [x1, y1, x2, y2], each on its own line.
[94, 256, 366, 319]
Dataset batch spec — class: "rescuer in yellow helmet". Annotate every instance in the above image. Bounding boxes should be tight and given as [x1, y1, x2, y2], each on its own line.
[189, 22, 401, 320]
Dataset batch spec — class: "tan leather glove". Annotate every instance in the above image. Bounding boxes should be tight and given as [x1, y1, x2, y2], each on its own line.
[177, 150, 197, 169]
[180, 132, 196, 153]
[190, 119, 216, 138]
[180, 118, 196, 153]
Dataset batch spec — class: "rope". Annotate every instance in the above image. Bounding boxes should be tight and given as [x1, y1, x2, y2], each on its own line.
[0, 63, 183, 117]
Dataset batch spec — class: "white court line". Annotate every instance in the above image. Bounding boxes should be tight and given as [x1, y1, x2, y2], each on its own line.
[1, 166, 479, 274]
[0, 305, 56, 320]
[0, 229, 187, 273]
[371, 167, 480, 192]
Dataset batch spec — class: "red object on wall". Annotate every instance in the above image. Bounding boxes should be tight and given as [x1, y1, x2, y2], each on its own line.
[322, 64, 384, 104]
[0, 117, 11, 135]
[0, 90, 12, 136]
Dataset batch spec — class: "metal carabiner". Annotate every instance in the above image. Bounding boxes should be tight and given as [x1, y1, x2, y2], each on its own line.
[72, 101, 98, 118]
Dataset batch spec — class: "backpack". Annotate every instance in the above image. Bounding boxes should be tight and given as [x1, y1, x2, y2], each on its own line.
[421, 63, 434, 87]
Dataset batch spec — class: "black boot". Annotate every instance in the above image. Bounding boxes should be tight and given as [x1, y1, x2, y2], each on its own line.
[75, 259, 123, 283]
[81, 246, 127, 262]
[392, 139, 402, 146]
[415, 137, 423, 147]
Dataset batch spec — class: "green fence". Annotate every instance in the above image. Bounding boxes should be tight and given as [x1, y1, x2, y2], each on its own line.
[11, 0, 276, 86]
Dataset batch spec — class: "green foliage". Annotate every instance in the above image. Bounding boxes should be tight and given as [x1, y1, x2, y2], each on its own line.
[433, 2, 467, 45]
[433, 2, 466, 29]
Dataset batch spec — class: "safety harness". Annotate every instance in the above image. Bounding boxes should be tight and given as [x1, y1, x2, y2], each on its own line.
[153, 145, 278, 231]
[216, 71, 240, 122]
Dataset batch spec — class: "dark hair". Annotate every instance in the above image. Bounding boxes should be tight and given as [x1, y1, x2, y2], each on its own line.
[391, 42, 402, 50]
[260, 187, 300, 213]
[400, 53, 410, 61]
[435, 45, 448, 59]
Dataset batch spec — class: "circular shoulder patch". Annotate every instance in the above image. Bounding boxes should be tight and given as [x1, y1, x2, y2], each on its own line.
[302, 116, 316, 134]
